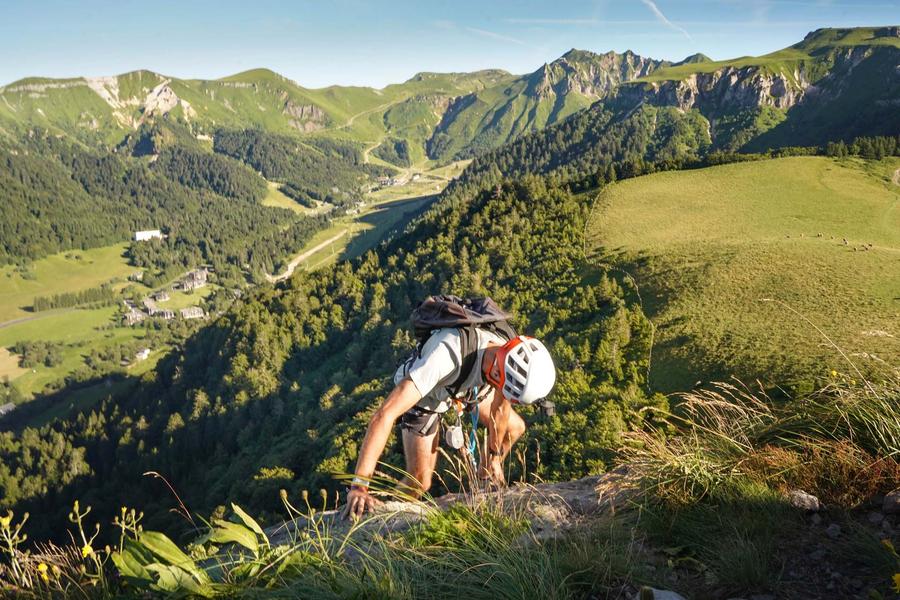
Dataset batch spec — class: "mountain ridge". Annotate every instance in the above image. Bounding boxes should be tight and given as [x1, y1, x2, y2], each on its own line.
[1, 27, 896, 164]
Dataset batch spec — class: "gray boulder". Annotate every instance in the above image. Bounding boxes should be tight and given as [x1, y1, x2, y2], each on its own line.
[788, 489, 821, 511]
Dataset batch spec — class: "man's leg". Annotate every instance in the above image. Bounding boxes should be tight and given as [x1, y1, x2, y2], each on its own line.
[399, 417, 440, 498]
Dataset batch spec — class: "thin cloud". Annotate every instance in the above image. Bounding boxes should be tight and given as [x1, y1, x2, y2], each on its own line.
[504, 18, 600, 25]
[639, 0, 693, 40]
[465, 27, 529, 46]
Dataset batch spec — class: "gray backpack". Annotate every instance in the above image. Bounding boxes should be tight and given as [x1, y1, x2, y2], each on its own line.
[408, 295, 517, 398]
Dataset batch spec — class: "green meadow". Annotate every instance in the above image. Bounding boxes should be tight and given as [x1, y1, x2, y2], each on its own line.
[588, 156, 900, 392]
[0, 243, 135, 323]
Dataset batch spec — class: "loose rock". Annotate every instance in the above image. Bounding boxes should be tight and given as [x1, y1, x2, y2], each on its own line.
[789, 490, 821, 511]
[634, 588, 687, 600]
[867, 511, 884, 525]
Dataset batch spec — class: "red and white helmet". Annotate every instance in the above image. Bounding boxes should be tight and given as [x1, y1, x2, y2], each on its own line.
[491, 336, 556, 404]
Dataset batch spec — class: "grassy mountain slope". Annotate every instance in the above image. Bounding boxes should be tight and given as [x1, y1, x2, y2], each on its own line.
[588, 156, 900, 392]
[622, 27, 900, 150]
[0, 51, 663, 166]
[426, 49, 665, 161]
[635, 27, 900, 82]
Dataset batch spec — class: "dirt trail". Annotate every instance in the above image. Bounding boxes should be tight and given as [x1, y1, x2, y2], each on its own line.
[0, 308, 75, 330]
[265, 230, 348, 283]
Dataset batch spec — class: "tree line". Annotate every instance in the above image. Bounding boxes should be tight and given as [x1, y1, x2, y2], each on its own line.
[32, 284, 116, 312]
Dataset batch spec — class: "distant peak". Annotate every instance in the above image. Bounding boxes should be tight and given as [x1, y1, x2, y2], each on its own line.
[218, 68, 288, 83]
[674, 52, 712, 66]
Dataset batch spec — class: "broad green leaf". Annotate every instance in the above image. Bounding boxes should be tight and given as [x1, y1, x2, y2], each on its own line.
[138, 531, 210, 584]
[210, 519, 259, 556]
[146, 563, 215, 598]
[110, 540, 154, 583]
[231, 503, 267, 544]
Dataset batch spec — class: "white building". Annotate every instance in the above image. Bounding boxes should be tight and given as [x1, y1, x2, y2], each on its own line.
[135, 348, 151, 362]
[134, 229, 163, 242]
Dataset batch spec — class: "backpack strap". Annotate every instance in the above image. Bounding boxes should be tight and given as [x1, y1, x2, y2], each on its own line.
[447, 325, 478, 398]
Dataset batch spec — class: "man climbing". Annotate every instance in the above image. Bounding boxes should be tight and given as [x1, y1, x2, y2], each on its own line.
[344, 296, 556, 519]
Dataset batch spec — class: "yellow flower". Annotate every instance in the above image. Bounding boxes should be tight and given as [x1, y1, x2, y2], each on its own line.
[850, 379, 856, 385]
[893, 573, 900, 593]
[81, 544, 93, 558]
[37, 563, 48, 573]
[0, 515, 10, 529]
[830, 370, 837, 377]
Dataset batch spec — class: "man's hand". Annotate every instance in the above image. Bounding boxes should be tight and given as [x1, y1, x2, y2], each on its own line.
[342, 486, 381, 520]
[478, 455, 506, 487]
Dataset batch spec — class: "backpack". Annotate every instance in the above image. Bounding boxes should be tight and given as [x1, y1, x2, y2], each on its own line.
[409, 295, 517, 399]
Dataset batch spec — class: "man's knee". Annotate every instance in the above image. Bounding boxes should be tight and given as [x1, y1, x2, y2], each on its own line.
[509, 411, 526, 441]
[409, 468, 433, 491]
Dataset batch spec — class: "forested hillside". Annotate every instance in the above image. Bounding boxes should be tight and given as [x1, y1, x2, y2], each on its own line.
[0, 133, 327, 280]
[0, 166, 668, 538]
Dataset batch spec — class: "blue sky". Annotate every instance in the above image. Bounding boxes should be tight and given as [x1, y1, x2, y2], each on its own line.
[2, 0, 897, 87]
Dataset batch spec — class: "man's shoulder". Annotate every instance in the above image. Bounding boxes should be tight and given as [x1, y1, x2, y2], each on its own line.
[421, 327, 461, 348]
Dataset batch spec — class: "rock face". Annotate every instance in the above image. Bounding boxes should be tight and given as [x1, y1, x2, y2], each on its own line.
[527, 49, 665, 100]
[266, 471, 636, 548]
[619, 64, 808, 113]
[617, 45, 891, 118]
[283, 101, 327, 132]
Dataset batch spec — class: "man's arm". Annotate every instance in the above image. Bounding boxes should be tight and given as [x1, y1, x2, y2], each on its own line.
[344, 378, 422, 519]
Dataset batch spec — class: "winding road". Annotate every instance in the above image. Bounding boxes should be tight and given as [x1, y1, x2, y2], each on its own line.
[265, 230, 348, 283]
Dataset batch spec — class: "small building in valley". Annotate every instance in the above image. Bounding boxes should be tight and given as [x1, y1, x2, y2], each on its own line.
[135, 348, 151, 362]
[134, 229, 163, 242]
[124, 309, 146, 326]
[180, 306, 205, 320]
[0, 403, 15, 418]
[178, 268, 209, 291]
[153, 291, 170, 302]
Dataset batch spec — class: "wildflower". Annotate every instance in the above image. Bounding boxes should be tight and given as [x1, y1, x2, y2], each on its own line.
[893, 573, 900, 593]
[830, 370, 837, 377]
[0, 514, 10, 529]
[37, 562, 49, 582]
[81, 544, 93, 558]
[850, 379, 856, 385]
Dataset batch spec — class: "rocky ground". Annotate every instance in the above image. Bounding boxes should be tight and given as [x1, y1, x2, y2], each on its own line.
[264, 475, 900, 600]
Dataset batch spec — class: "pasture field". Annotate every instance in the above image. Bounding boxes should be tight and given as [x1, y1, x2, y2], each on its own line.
[588, 156, 900, 392]
[302, 194, 438, 270]
[0, 243, 137, 323]
[276, 161, 459, 273]
[0, 306, 148, 397]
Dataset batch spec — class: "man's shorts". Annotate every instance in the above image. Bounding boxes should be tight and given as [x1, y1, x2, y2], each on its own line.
[400, 405, 441, 437]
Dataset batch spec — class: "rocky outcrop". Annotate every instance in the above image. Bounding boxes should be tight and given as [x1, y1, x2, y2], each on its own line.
[619, 64, 808, 114]
[266, 470, 636, 548]
[616, 44, 892, 120]
[527, 49, 665, 100]
[283, 100, 327, 132]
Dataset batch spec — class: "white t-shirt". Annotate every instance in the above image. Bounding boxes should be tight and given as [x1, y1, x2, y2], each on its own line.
[393, 327, 505, 413]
